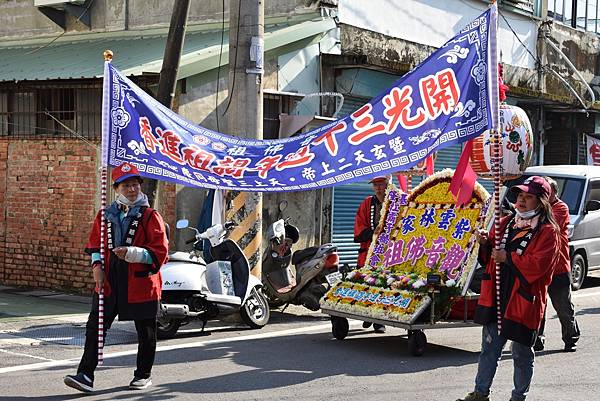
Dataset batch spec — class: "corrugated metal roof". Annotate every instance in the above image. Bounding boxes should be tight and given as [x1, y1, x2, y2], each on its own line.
[0, 17, 335, 82]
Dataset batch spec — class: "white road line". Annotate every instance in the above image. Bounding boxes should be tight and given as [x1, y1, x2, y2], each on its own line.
[0, 349, 54, 362]
[572, 290, 600, 299]
[0, 321, 352, 375]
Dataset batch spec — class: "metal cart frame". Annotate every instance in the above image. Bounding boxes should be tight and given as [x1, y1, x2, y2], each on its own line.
[322, 291, 480, 356]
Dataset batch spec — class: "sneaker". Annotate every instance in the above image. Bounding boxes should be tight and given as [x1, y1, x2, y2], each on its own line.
[564, 343, 577, 352]
[456, 391, 490, 401]
[373, 324, 386, 333]
[129, 377, 152, 390]
[64, 372, 93, 393]
[533, 336, 545, 351]
[362, 321, 372, 329]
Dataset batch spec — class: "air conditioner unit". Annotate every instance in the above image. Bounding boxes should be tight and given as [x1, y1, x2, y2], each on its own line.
[34, 0, 85, 8]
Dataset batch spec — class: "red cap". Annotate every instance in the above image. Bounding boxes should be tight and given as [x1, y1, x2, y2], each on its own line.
[369, 175, 390, 184]
[112, 162, 141, 185]
[510, 176, 550, 198]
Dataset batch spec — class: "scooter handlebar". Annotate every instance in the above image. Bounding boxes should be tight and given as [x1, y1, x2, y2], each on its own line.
[185, 237, 198, 245]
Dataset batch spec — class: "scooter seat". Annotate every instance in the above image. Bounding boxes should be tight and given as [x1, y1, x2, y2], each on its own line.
[292, 246, 320, 265]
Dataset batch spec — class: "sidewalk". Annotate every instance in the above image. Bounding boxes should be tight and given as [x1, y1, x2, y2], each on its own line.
[0, 285, 91, 323]
[0, 285, 140, 348]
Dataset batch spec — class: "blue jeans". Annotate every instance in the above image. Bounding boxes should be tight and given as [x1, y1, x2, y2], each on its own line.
[474, 323, 534, 401]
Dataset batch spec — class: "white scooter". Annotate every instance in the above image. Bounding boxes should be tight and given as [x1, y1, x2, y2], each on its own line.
[157, 219, 270, 339]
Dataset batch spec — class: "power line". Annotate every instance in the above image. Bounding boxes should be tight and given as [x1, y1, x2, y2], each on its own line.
[25, 0, 96, 55]
[215, 0, 226, 132]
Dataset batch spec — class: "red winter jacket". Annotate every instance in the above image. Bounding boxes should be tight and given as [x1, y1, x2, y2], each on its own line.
[353, 195, 381, 267]
[551, 199, 570, 275]
[85, 206, 169, 306]
[474, 215, 557, 346]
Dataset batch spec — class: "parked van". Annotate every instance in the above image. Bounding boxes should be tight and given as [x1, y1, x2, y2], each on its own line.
[506, 165, 600, 290]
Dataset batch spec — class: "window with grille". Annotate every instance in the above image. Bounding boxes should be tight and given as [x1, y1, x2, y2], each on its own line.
[0, 84, 101, 138]
[549, 0, 600, 33]
[501, 0, 536, 14]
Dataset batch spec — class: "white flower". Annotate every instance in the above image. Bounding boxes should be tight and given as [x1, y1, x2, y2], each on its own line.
[412, 280, 426, 289]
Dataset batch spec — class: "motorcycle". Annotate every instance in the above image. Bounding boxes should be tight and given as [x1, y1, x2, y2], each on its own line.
[261, 203, 340, 311]
[157, 219, 270, 339]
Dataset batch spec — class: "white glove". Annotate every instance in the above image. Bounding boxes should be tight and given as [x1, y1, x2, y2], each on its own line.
[123, 246, 148, 263]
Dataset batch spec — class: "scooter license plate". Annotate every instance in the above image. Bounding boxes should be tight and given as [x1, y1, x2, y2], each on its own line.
[325, 271, 343, 286]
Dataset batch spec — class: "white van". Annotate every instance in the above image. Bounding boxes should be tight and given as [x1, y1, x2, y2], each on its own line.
[507, 165, 600, 290]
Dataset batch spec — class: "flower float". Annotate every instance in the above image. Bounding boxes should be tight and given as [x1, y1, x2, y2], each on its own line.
[321, 169, 490, 324]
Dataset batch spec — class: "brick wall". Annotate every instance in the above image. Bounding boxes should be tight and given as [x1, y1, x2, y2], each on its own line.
[0, 138, 176, 294]
[0, 140, 7, 284]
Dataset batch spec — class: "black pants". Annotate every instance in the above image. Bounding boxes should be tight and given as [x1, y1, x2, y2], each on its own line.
[538, 272, 580, 346]
[78, 293, 157, 381]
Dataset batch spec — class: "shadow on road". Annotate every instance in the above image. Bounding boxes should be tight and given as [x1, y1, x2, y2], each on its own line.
[28, 328, 480, 399]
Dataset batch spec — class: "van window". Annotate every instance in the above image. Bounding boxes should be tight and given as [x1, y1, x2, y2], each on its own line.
[505, 175, 585, 215]
[586, 181, 600, 202]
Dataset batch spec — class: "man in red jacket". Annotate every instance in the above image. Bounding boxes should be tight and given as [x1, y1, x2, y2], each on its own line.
[64, 163, 169, 393]
[534, 177, 580, 352]
[354, 175, 390, 333]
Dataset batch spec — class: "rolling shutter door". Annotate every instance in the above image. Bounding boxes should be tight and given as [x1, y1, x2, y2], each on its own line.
[331, 180, 373, 268]
[337, 95, 369, 119]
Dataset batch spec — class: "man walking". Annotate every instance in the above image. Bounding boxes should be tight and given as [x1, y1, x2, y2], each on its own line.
[534, 177, 580, 352]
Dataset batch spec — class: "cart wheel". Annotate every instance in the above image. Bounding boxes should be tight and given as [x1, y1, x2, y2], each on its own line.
[407, 330, 427, 356]
[331, 316, 349, 340]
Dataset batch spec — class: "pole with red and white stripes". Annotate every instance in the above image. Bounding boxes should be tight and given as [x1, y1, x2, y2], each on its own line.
[488, 3, 502, 332]
[98, 49, 113, 365]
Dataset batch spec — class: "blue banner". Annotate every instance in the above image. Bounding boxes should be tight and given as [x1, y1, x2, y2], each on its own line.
[102, 6, 497, 192]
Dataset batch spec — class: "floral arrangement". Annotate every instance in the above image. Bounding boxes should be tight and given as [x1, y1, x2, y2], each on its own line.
[320, 281, 432, 324]
[320, 169, 490, 324]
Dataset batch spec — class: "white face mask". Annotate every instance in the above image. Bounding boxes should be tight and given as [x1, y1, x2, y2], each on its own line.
[515, 208, 539, 219]
[116, 193, 145, 207]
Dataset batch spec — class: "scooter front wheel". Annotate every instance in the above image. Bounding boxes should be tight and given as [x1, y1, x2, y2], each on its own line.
[241, 287, 270, 329]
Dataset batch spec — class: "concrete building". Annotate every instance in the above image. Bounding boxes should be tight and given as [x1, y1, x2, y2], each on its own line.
[2, 0, 599, 292]
[0, 0, 339, 292]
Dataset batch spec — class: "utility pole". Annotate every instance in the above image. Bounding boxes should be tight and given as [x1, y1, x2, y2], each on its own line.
[146, 0, 191, 207]
[224, 0, 264, 277]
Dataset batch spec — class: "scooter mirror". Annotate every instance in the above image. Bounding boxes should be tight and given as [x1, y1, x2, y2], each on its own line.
[176, 219, 190, 229]
[278, 200, 288, 213]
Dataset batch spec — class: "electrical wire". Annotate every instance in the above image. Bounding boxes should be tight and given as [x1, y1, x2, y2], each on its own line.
[221, 0, 242, 116]
[498, 10, 541, 65]
[2, 118, 99, 149]
[215, 0, 226, 132]
[25, 0, 96, 55]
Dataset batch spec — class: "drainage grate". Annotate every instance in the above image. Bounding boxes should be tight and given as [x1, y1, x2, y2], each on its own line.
[15, 324, 138, 346]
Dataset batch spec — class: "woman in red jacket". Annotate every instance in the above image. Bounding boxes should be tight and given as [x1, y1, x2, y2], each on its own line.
[457, 176, 558, 401]
[64, 163, 169, 393]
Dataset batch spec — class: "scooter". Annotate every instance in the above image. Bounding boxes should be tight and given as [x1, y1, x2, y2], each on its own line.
[157, 219, 270, 339]
[261, 205, 340, 311]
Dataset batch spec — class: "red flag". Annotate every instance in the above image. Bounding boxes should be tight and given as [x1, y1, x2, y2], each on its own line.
[449, 140, 477, 206]
[396, 174, 408, 192]
[426, 155, 434, 176]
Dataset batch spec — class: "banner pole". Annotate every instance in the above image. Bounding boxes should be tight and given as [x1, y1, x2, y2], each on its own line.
[487, 3, 502, 332]
[98, 49, 113, 366]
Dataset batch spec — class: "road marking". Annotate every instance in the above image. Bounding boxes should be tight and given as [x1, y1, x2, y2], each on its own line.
[0, 321, 353, 374]
[0, 349, 54, 361]
[572, 290, 600, 299]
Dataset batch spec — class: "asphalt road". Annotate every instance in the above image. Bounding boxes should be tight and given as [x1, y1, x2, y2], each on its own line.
[0, 277, 599, 401]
